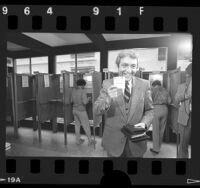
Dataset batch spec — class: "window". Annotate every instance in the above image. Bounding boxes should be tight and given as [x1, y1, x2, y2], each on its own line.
[108, 48, 167, 73]
[56, 54, 75, 74]
[16, 58, 30, 74]
[56, 52, 100, 74]
[83, 74, 92, 88]
[71, 52, 95, 59]
[16, 57, 48, 74]
[31, 56, 48, 74]
[158, 47, 167, 61]
[77, 52, 100, 73]
[177, 38, 192, 71]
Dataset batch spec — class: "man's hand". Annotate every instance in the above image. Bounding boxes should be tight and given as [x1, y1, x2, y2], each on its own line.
[99, 96, 111, 113]
[107, 85, 118, 99]
[134, 122, 146, 129]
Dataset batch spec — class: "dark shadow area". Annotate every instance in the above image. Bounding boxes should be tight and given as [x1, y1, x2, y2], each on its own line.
[100, 170, 131, 187]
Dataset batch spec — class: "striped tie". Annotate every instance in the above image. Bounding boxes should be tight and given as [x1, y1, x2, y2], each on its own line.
[124, 80, 131, 103]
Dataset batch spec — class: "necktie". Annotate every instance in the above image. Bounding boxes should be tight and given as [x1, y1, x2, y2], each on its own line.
[124, 80, 131, 103]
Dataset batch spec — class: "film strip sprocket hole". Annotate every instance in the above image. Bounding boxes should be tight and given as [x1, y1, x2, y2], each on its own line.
[6, 15, 189, 31]
[5, 159, 187, 178]
[1, 5, 199, 185]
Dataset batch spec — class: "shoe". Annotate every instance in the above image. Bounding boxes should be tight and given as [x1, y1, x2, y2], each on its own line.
[150, 148, 159, 154]
[76, 138, 85, 145]
[88, 139, 96, 146]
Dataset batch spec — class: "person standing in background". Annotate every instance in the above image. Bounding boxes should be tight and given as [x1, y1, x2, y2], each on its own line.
[175, 63, 192, 158]
[71, 78, 96, 146]
[150, 80, 171, 154]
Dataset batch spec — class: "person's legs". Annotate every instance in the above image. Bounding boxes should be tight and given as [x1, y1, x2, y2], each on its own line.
[159, 107, 168, 150]
[107, 152, 114, 157]
[178, 124, 183, 158]
[120, 140, 130, 157]
[119, 139, 143, 158]
[178, 125, 191, 158]
[78, 111, 95, 145]
[73, 111, 82, 144]
[152, 108, 160, 152]
[125, 140, 134, 157]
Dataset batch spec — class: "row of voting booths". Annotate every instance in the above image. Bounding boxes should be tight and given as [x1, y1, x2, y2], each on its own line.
[6, 33, 192, 151]
[6, 67, 188, 146]
[6, 71, 102, 146]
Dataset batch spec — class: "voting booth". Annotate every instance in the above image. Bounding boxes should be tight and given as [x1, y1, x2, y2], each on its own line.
[73, 71, 103, 138]
[6, 74, 15, 128]
[35, 72, 74, 144]
[62, 71, 74, 145]
[11, 73, 36, 137]
[10, 71, 102, 145]
[91, 71, 103, 140]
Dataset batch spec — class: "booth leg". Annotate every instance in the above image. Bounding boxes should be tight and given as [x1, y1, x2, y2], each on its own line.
[14, 120, 18, 139]
[64, 123, 67, 146]
[176, 133, 180, 158]
[176, 123, 180, 158]
[63, 113, 67, 146]
[33, 116, 38, 131]
[52, 118, 57, 133]
[93, 126, 96, 150]
[38, 122, 42, 143]
[101, 123, 103, 137]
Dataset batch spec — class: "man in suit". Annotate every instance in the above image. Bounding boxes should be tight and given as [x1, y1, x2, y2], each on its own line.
[94, 50, 154, 157]
[175, 63, 192, 158]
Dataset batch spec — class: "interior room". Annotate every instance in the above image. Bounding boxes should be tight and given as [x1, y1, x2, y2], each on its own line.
[6, 33, 192, 158]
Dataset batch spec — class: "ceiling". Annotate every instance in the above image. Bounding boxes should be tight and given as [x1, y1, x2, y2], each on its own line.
[7, 41, 30, 51]
[7, 33, 173, 52]
[102, 34, 172, 41]
[22, 33, 92, 47]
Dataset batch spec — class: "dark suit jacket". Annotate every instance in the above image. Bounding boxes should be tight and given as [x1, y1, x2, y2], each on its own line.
[94, 77, 154, 157]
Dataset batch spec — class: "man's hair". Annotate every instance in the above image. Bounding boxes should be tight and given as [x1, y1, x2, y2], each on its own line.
[152, 80, 162, 87]
[115, 50, 138, 67]
[185, 63, 192, 76]
[76, 79, 86, 86]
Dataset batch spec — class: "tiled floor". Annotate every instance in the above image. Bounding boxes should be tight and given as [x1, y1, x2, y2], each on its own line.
[6, 127, 191, 158]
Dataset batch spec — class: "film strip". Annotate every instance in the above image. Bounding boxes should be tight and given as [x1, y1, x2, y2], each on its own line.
[0, 3, 200, 186]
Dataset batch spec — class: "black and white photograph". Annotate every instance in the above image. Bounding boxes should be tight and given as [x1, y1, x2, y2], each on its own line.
[6, 33, 192, 158]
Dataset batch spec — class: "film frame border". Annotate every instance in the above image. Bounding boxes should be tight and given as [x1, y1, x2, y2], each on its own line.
[0, 5, 199, 185]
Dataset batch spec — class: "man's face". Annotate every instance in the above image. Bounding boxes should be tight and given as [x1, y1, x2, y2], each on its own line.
[118, 56, 138, 81]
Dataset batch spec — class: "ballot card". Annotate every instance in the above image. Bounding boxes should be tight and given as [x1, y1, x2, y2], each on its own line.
[69, 73, 74, 87]
[22, 75, 29, 88]
[131, 132, 147, 139]
[44, 75, 50, 88]
[113, 76, 125, 92]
